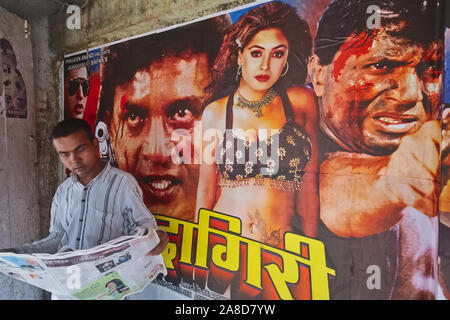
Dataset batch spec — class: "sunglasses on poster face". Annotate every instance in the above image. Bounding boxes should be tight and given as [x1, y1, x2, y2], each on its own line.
[67, 78, 90, 96]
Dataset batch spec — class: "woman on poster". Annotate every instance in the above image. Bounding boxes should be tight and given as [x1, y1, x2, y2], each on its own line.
[195, 1, 319, 299]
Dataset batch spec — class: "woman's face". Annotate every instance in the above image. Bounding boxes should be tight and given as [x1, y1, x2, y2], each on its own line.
[238, 28, 289, 93]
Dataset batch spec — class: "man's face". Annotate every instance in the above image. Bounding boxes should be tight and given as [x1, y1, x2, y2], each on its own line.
[314, 27, 442, 155]
[108, 53, 210, 221]
[64, 67, 89, 119]
[53, 130, 100, 183]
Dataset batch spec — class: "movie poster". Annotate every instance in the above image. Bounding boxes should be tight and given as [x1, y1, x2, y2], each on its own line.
[63, 47, 103, 131]
[63, 0, 446, 300]
[0, 8, 31, 119]
[439, 27, 450, 300]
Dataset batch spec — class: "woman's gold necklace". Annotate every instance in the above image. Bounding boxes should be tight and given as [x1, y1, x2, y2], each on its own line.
[236, 87, 278, 118]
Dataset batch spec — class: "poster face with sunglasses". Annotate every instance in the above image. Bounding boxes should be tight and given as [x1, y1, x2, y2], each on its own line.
[63, 48, 103, 132]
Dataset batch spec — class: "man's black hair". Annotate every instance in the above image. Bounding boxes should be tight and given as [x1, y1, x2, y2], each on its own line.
[315, 0, 444, 65]
[97, 16, 230, 123]
[51, 118, 95, 142]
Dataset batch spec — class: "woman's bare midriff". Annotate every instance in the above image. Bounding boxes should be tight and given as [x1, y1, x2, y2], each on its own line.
[213, 182, 296, 247]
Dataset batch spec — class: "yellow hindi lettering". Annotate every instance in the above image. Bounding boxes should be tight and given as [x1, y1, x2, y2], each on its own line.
[195, 209, 242, 270]
[155, 210, 335, 300]
[244, 241, 263, 290]
[162, 242, 177, 270]
[154, 216, 182, 270]
[178, 223, 196, 265]
[284, 232, 335, 300]
[263, 247, 301, 300]
[155, 216, 196, 268]
[155, 215, 184, 270]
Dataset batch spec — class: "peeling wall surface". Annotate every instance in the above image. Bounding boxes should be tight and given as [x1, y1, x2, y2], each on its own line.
[0, 6, 41, 300]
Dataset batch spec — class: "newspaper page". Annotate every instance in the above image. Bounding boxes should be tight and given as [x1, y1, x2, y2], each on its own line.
[0, 228, 167, 300]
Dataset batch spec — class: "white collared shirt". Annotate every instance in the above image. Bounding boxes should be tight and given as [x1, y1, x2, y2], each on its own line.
[17, 161, 157, 253]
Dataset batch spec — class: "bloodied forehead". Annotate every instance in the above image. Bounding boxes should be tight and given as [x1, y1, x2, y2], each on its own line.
[331, 26, 442, 82]
[116, 53, 211, 112]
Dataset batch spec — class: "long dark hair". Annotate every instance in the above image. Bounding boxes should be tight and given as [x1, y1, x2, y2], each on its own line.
[205, 1, 312, 105]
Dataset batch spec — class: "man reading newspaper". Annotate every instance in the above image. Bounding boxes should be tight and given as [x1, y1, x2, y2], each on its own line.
[0, 118, 168, 298]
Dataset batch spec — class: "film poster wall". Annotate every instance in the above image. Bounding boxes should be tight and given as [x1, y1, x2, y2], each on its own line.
[63, 0, 449, 300]
[0, 7, 31, 119]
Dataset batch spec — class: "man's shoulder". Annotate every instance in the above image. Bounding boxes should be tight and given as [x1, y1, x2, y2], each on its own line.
[58, 175, 76, 189]
[104, 165, 144, 198]
[105, 165, 140, 187]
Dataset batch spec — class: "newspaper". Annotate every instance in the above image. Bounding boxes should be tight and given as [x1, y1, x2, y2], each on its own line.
[0, 228, 167, 300]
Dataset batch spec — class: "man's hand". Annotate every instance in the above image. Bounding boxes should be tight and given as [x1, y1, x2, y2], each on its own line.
[147, 230, 169, 256]
[381, 120, 441, 217]
[320, 120, 441, 237]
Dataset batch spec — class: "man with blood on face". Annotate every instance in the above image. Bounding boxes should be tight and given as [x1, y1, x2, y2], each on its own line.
[308, 0, 444, 299]
[314, 31, 441, 155]
[97, 17, 228, 221]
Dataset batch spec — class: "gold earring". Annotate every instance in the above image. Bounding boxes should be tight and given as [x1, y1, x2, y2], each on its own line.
[281, 62, 289, 77]
[236, 65, 242, 82]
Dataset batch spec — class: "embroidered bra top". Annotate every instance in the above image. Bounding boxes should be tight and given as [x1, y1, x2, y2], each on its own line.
[216, 88, 312, 190]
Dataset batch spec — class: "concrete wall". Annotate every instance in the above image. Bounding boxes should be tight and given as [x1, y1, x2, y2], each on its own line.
[0, 0, 254, 300]
[0, 6, 43, 300]
[50, 0, 254, 53]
